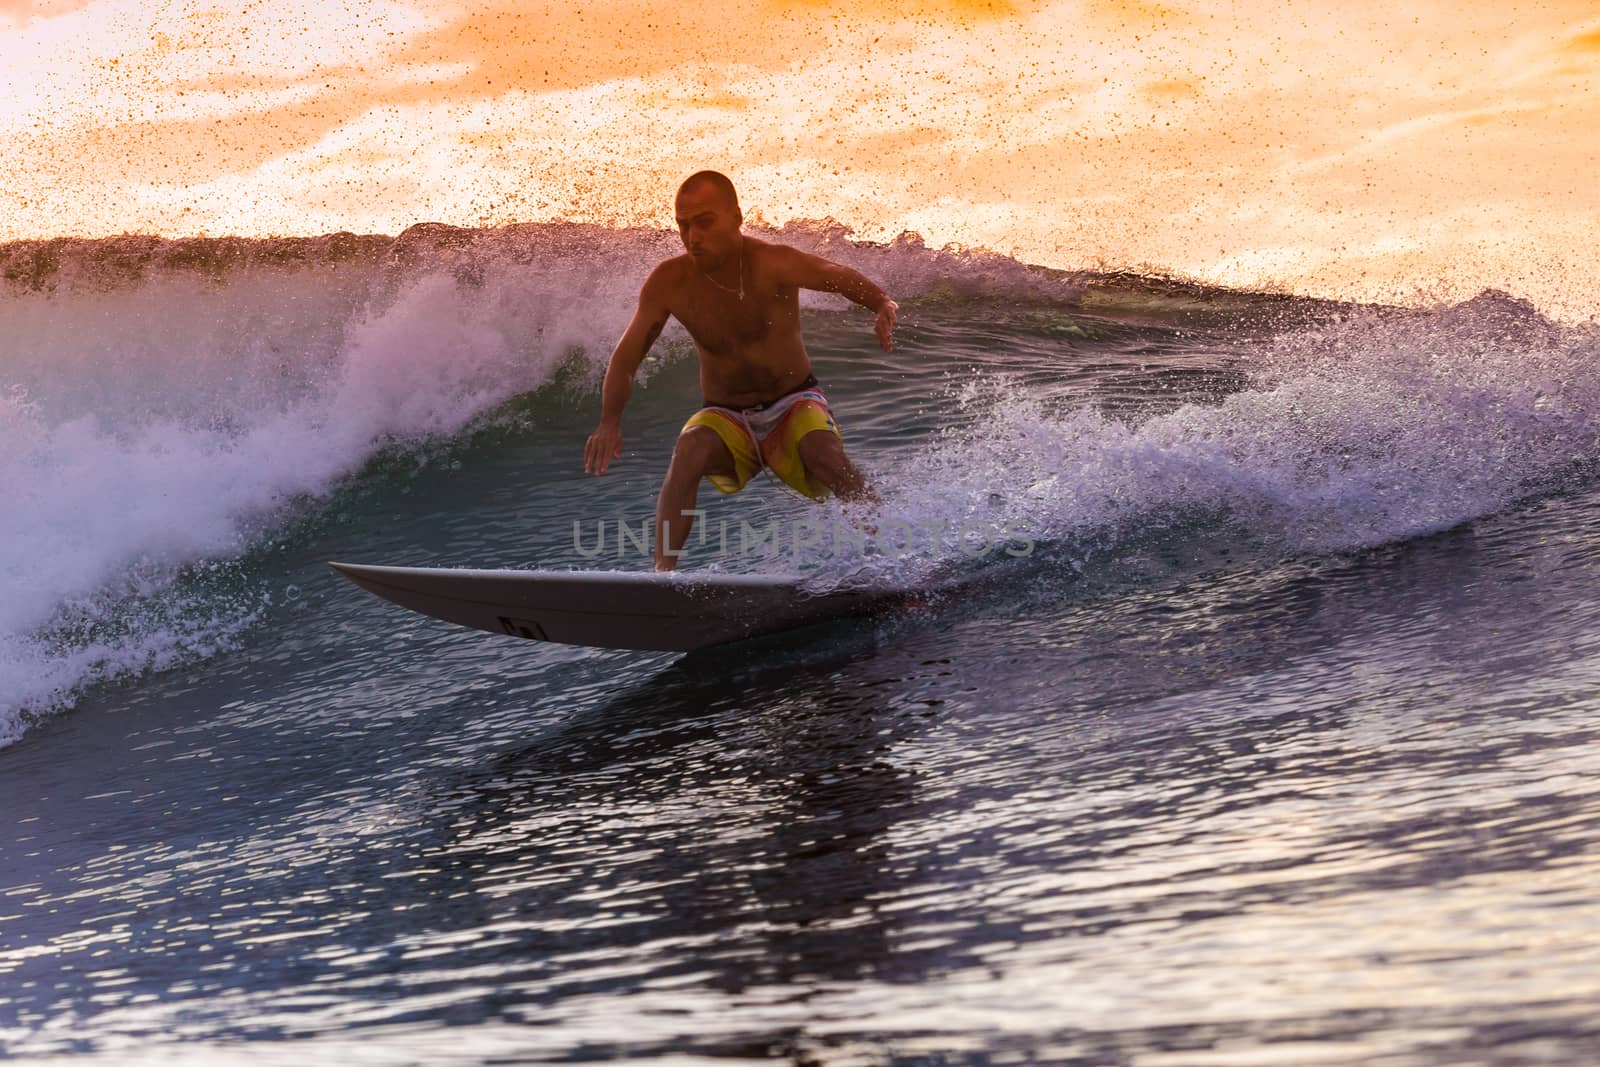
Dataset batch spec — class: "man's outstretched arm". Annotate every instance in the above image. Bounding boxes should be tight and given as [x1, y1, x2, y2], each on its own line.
[771, 246, 898, 352]
[584, 270, 671, 476]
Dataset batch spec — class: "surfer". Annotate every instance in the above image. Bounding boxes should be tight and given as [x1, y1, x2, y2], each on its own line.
[583, 170, 898, 571]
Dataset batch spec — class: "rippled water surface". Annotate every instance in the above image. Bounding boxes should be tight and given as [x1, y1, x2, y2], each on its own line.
[4, 249, 1600, 1064]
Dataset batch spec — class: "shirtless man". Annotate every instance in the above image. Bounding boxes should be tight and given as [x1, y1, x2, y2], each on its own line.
[583, 171, 899, 571]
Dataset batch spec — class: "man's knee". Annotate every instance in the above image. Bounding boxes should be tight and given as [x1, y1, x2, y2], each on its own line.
[669, 427, 733, 482]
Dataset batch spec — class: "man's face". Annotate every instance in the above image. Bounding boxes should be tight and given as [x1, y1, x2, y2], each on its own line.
[674, 184, 740, 268]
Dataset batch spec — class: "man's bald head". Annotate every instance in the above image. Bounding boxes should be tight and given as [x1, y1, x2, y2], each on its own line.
[677, 171, 741, 218]
[674, 171, 744, 269]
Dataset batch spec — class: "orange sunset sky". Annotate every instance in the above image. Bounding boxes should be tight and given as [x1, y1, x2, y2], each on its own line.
[1, 0, 1596, 318]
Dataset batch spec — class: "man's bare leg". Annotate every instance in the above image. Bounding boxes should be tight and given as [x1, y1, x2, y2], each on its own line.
[654, 427, 736, 571]
[797, 430, 879, 505]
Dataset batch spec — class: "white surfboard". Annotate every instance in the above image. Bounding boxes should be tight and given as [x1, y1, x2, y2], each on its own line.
[327, 562, 908, 652]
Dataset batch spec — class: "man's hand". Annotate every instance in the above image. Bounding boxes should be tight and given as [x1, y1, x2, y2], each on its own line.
[584, 420, 623, 475]
[875, 299, 899, 352]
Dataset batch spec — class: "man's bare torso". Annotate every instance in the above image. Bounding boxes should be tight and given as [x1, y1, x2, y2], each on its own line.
[658, 236, 812, 408]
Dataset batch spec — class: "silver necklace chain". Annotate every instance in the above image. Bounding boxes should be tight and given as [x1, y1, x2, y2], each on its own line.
[701, 248, 744, 301]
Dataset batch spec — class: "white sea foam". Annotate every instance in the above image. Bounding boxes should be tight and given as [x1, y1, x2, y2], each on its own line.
[0, 230, 659, 746]
[860, 291, 1600, 587]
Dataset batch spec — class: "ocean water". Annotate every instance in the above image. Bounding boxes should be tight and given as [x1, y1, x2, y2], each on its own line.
[3, 223, 1600, 1065]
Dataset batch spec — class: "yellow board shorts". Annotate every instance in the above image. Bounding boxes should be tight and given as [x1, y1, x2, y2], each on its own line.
[681, 377, 843, 500]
